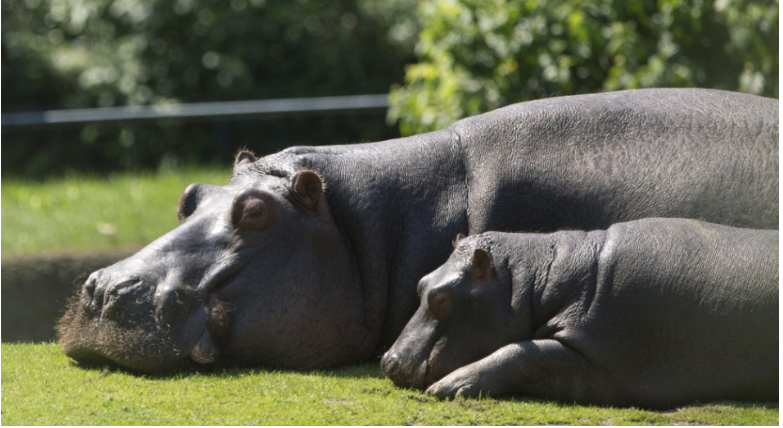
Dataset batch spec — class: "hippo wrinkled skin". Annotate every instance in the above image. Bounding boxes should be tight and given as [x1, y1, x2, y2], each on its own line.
[382, 219, 778, 409]
[58, 89, 778, 373]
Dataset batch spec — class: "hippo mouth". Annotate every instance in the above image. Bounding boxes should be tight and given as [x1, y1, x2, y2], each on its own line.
[57, 259, 243, 373]
[418, 360, 433, 389]
[58, 293, 231, 373]
[196, 259, 245, 295]
[382, 338, 440, 390]
[186, 296, 231, 365]
[423, 338, 446, 387]
[182, 263, 246, 365]
[382, 355, 429, 390]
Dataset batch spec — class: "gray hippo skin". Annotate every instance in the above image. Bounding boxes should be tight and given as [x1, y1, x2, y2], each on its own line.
[57, 89, 779, 373]
[381, 219, 778, 409]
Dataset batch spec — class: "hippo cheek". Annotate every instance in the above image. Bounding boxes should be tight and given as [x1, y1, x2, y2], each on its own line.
[423, 319, 517, 388]
[207, 227, 369, 368]
[209, 267, 359, 369]
[214, 288, 339, 369]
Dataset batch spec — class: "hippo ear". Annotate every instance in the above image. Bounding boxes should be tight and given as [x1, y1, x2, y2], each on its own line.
[233, 150, 257, 172]
[292, 170, 324, 212]
[470, 248, 493, 280]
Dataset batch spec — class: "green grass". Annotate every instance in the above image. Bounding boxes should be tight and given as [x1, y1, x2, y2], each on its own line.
[2, 168, 231, 256]
[2, 343, 778, 425]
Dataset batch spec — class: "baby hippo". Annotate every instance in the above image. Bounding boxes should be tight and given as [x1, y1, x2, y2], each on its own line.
[381, 218, 778, 409]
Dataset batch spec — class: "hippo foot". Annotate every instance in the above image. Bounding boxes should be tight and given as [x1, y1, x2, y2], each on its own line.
[425, 364, 484, 399]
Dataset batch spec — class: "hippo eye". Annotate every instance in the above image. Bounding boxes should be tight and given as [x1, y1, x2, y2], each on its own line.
[427, 288, 453, 320]
[231, 189, 276, 231]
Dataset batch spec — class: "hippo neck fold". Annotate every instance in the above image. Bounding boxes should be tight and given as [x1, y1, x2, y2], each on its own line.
[516, 229, 607, 339]
[254, 130, 470, 351]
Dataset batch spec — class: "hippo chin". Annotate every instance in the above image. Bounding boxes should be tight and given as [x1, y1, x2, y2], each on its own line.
[382, 219, 778, 408]
[58, 89, 778, 373]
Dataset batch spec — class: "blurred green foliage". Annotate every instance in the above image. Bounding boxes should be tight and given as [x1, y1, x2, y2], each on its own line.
[3, 0, 418, 108]
[2, 0, 417, 178]
[4, 0, 778, 176]
[389, 0, 779, 135]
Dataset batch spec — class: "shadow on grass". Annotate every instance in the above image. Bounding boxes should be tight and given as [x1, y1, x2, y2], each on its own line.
[666, 400, 779, 411]
[66, 359, 778, 416]
[488, 392, 780, 412]
[487, 393, 780, 418]
[378, 386, 780, 416]
[68, 356, 387, 381]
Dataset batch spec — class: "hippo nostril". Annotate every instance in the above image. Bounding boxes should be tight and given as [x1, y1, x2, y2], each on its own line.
[109, 277, 143, 294]
[83, 270, 102, 297]
[101, 277, 144, 311]
[81, 271, 103, 315]
[81, 272, 144, 315]
[84, 277, 96, 295]
[381, 352, 400, 374]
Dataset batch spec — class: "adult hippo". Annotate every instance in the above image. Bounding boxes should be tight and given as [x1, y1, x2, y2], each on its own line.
[58, 88, 778, 373]
[381, 219, 778, 408]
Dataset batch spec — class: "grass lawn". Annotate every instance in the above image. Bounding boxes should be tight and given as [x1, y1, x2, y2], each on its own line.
[2, 343, 778, 426]
[2, 168, 231, 256]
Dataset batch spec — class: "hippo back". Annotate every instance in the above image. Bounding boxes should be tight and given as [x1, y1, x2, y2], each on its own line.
[452, 88, 778, 232]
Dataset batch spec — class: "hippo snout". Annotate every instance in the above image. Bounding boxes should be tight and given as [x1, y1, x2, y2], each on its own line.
[80, 269, 145, 317]
[380, 350, 428, 389]
[59, 263, 214, 373]
[380, 351, 400, 374]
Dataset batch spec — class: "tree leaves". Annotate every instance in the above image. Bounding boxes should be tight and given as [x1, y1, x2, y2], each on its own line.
[389, 0, 779, 135]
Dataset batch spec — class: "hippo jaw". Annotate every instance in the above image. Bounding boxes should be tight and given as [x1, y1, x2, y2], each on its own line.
[57, 303, 211, 373]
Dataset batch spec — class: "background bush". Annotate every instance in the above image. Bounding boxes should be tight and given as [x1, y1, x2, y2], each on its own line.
[2, 0, 417, 178]
[3, 0, 778, 177]
[389, 0, 779, 135]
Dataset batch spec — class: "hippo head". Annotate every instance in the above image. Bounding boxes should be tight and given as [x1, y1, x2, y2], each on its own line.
[381, 236, 520, 389]
[58, 151, 368, 373]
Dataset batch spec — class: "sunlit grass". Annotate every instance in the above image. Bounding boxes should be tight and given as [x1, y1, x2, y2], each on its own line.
[2, 168, 231, 256]
[2, 343, 777, 425]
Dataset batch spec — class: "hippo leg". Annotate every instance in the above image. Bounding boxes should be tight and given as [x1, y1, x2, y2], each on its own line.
[426, 339, 591, 401]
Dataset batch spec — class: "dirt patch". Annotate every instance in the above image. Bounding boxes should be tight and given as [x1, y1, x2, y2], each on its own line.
[1, 247, 141, 342]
